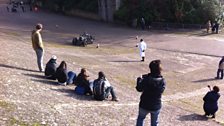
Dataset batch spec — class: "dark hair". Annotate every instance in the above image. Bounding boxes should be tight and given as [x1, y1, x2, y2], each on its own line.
[98, 71, 105, 79]
[79, 68, 89, 79]
[149, 60, 162, 76]
[140, 39, 143, 42]
[213, 86, 220, 93]
[80, 68, 86, 74]
[36, 23, 42, 30]
[58, 61, 67, 70]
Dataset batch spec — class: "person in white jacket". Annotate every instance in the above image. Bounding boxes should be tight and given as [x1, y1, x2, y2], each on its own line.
[136, 39, 147, 61]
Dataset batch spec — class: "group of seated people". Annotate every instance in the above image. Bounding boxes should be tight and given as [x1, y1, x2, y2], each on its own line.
[44, 55, 119, 102]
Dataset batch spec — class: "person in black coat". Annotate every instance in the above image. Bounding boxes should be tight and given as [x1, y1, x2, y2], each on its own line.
[45, 55, 57, 80]
[55, 61, 68, 85]
[136, 60, 166, 126]
[203, 86, 220, 118]
[74, 68, 92, 95]
[55, 61, 76, 86]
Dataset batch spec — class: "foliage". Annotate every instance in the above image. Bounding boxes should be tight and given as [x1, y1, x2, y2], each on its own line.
[114, 0, 223, 25]
[40, 0, 98, 13]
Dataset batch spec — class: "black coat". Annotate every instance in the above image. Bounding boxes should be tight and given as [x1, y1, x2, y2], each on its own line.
[44, 59, 57, 79]
[74, 74, 92, 94]
[55, 67, 68, 83]
[203, 91, 220, 114]
[136, 73, 166, 111]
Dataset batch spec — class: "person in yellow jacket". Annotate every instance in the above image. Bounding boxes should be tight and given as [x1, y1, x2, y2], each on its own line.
[32, 23, 44, 72]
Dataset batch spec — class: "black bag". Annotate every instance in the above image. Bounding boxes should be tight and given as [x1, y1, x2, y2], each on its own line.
[93, 79, 105, 100]
[136, 74, 148, 92]
[136, 77, 143, 92]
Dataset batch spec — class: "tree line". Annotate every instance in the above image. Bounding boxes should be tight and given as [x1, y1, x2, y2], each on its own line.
[114, 0, 224, 26]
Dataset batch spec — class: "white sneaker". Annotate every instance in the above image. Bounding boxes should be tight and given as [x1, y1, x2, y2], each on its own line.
[58, 82, 66, 86]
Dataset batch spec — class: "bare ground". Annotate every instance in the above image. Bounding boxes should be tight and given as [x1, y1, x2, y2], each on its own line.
[0, 4, 224, 126]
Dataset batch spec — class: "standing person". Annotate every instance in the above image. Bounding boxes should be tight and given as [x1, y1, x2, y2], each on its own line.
[31, 23, 44, 72]
[215, 21, 220, 34]
[203, 85, 220, 118]
[140, 17, 145, 30]
[206, 20, 211, 33]
[93, 71, 118, 101]
[215, 56, 224, 79]
[6, 6, 9, 12]
[136, 60, 166, 126]
[136, 39, 147, 62]
[45, 55, 57, 80]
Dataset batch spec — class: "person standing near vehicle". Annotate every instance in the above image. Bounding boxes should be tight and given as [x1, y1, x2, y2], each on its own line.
[136, 39, 147, 62]
[136, 60, 166, 126]
[32, 23, 44, 72]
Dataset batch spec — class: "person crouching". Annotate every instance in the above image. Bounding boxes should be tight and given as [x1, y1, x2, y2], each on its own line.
[203, 85, 220, 118]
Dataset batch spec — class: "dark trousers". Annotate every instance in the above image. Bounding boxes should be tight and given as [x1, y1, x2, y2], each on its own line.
[217, 69, 223, 79]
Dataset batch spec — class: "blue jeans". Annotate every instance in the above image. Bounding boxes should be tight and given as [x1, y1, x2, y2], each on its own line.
[105, 86, 117, 99]
[35, 48, 44, 71]
[67, 71, 76, 84]
[136, 107, 160, 126]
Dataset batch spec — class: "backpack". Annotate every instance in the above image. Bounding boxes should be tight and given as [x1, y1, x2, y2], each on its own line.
[93, 79, 105, 100]
[74, 86, 85, 95]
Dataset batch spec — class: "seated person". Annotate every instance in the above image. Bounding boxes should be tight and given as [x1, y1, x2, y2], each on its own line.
[93, 71, 118, 101]
[55, 61, 76, 86]
[74, 68, 92, 95]
[203, 86, 220, 118]
[45, 55, 57, 80]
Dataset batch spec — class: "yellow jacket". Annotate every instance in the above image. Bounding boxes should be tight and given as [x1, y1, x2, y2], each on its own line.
[32, 30, 44, 50]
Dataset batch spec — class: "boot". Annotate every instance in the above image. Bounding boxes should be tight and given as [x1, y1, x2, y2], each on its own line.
[141, 57, 145, 62]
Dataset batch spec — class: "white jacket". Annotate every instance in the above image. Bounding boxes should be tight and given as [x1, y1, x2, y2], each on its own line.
[137, 41, 147, 57]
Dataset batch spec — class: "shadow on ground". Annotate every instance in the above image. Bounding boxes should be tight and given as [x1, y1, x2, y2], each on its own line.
[23, 73, 46, 79]
[0, 64, 39, 72]
[192, 78, 218, 83]
[109, 60, 141, 63]
[51, 88, 93, 101]
[31, 79, 59, 86]
[23, 73, 60, 86]
[188, 32, 214, 37]
[178, 113, 208, 121]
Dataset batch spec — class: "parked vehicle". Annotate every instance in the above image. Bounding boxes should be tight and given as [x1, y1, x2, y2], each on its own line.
[72, 32, 94, 47]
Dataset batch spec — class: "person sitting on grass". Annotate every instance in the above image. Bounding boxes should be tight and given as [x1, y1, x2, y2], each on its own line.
[45, 55, 57, 80]
[74, 68, 92, 95]
[203, 85, 220, 118]
[55, 61, 76, 86]
[93, 71, 118, 101]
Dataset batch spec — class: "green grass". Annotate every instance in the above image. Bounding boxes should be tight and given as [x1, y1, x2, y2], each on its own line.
[2, 31, 20, 36]
[9, 117, 28, 126]
[9, 117, 46, 126]
[0, 100, 14, 111]
[114, 75, 135, 87]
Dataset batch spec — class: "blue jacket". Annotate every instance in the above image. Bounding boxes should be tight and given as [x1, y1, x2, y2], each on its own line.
[136, 73, 166, 111]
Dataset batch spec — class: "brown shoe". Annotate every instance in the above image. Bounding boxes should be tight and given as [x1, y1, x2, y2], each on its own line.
[111, 98, 119, 102]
